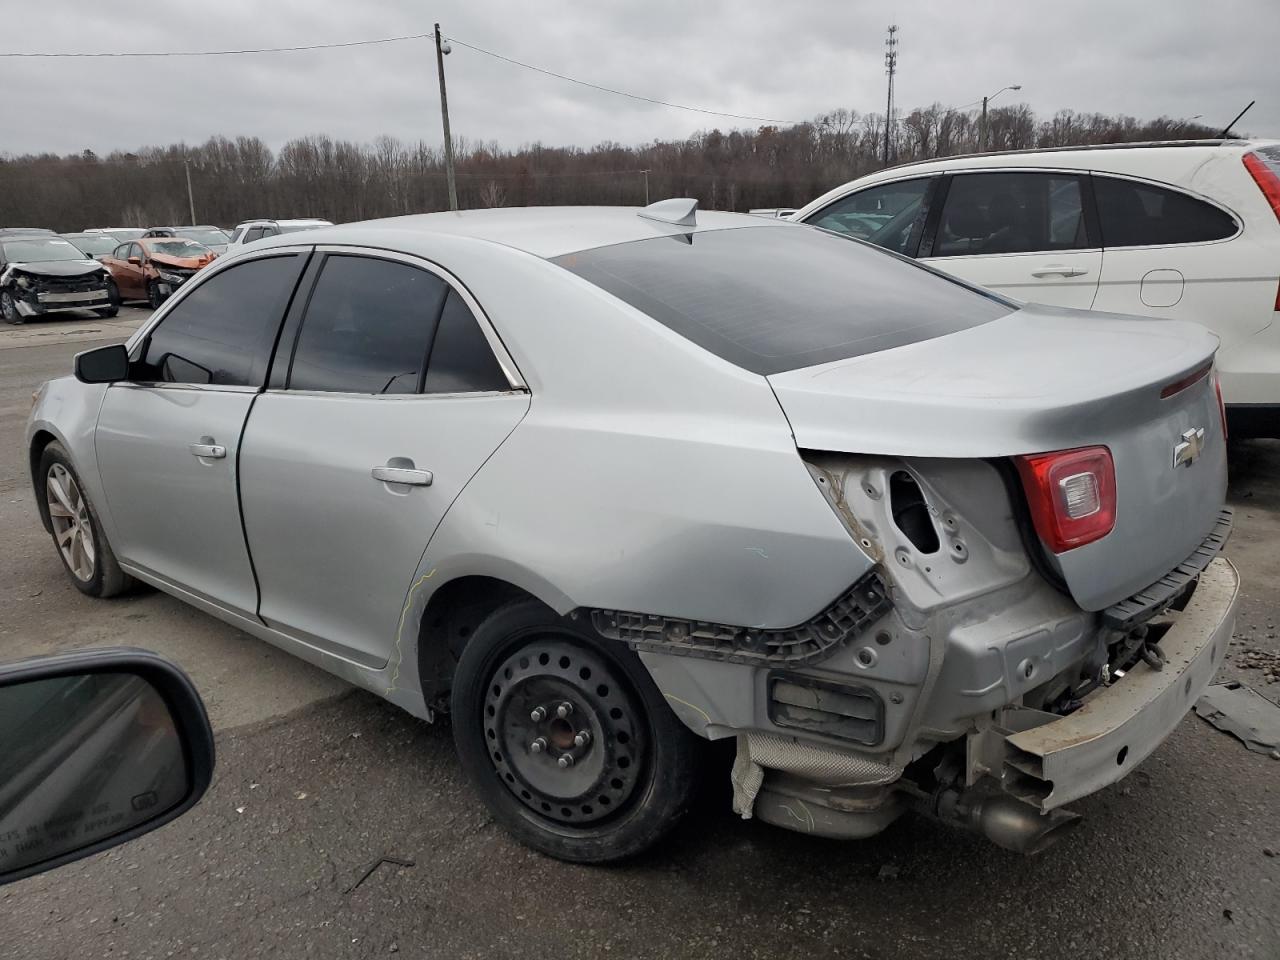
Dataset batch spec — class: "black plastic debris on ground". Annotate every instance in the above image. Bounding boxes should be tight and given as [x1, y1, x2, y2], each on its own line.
[1195, 681, 1280, 756]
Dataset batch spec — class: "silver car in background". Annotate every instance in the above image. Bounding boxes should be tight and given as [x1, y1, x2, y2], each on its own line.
[27, 200, 1237, 862]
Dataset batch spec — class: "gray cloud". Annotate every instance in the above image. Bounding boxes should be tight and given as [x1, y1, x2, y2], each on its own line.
[1, 0, 1274, 158]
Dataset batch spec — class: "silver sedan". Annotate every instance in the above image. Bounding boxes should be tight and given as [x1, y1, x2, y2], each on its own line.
[27, 201, 1237, 862]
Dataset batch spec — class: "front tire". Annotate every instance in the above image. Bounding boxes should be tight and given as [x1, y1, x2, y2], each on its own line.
[451, 599, 700, 863]
[1, 290, 22, 324]
[37, 442, 132, 597]
[146, 280, 165, 310]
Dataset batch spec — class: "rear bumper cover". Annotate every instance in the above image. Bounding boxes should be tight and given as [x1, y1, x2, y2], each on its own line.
[1003, 556, 1238, 811]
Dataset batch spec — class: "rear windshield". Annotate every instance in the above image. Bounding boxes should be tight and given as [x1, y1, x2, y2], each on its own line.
[553, 225, 1012, 375]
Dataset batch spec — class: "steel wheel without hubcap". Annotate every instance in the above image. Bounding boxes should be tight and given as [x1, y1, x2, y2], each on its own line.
[485, 637, 647, 826]
[46, 462, 95, 581]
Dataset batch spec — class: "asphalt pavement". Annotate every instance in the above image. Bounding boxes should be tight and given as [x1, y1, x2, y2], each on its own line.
[0, 313, 1276, 959]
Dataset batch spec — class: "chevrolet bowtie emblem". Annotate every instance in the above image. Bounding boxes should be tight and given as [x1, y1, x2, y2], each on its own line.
[1173, 427, 1206, 468]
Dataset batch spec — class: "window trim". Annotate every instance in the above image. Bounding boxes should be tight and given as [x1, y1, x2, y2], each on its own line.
[800, 174, 940, 258]
[270, 243, 526, 396]
[920, 169, 1100, 260]
[1085, 171, 1243, 252]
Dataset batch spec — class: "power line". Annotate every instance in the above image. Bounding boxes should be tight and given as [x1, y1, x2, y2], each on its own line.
[443, 35, 806, 126]
[0, 33, 433, 58]
[0, 29, 841, 128]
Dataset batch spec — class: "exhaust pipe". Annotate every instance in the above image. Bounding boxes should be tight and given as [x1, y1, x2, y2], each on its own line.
[934, 791, 1081, 855]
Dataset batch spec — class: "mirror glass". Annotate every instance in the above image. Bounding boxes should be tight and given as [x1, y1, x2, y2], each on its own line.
[0, 673, 188, 877]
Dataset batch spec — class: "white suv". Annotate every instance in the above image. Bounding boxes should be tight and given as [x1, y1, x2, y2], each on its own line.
[793, 140, 1280, 435]
[224, 218, 333, 254]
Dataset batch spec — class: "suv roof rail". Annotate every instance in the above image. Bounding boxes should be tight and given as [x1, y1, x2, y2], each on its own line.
[886, 138, 1255, 172]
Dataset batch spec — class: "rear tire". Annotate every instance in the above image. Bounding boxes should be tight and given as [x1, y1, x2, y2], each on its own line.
[37, 442, 132, 598]
[451, 599, 700, 863]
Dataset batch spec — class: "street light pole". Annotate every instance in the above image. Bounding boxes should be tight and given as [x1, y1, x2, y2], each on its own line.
[434, 23, 458, 212]
[979, 84, 1022, 152]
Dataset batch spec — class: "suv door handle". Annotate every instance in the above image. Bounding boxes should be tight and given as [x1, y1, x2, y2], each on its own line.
[1031, 264, 1089, 278]
[188, 441, 226, 459]
[371, 465, 433, 486]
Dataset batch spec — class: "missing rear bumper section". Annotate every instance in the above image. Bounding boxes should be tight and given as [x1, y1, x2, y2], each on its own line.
[998, 556, 1239, 812]
[590, 571, 892, 666]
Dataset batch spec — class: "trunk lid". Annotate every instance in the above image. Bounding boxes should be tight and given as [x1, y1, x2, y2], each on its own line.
[768, 305, 1226, 610]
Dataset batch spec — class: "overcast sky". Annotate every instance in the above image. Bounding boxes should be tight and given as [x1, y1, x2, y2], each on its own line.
[1, 0, 1275, 158]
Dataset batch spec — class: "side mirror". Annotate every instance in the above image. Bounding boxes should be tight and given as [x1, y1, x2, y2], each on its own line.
[127, 256, 142, 266]
[74, 344, 130, 384]
[0, 648, 214, 886]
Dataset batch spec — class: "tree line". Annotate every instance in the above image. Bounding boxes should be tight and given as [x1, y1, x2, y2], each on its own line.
[0, 103, 1221, 231]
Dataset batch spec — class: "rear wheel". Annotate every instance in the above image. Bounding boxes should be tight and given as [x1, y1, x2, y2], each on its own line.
[451, 599, 700, 863]
[38, 442, 132, 597]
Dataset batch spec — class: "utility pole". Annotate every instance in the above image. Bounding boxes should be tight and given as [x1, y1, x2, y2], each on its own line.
[640, 169, 650, 205]
[183, 158, 196, 225]
[434, 23, 458, 212]
[883, 25, 898, 166]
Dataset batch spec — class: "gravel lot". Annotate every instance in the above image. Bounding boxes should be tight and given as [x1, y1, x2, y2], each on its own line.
[0, 311, 1276, 959]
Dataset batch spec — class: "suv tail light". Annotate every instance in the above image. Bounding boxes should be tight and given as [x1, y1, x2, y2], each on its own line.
[1243, 152, 1280, 223]
[1014, 446, 1117, 553]
[1242, 152, 1280, 311]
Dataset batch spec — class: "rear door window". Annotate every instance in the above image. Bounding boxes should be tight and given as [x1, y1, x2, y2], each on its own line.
[1092, 176, 1238, 247]
[554, 226, 1012, 375]
[288, 255, 448, 394]
[932, 172, 1088, 257]
[803, 178, 933, 255]
[138, 254, 306, 386]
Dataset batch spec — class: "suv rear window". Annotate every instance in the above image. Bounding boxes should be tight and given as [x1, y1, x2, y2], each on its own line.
[1093, 176, 1237, 247]
[553, 226, 1012, 375]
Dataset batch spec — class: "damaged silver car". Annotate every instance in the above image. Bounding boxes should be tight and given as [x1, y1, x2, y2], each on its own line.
[27, 200, 1238, 861]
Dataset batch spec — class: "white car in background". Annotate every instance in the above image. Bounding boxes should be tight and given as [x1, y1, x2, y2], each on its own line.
[793, 139, 1280, 435]
[224, 218, 333, 254]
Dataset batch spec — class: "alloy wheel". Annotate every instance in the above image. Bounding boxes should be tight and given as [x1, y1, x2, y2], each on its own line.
[1, 292, 19, 323]
[484, 637, 647, 827]
[46, 463, 96, 582]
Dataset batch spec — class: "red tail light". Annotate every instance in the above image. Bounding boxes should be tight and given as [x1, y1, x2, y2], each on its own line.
[1243, 152, 1280, 223]
[1014, 446, 1117, 553]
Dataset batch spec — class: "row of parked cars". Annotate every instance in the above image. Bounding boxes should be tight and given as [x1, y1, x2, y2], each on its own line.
[0, 219, 332, 323]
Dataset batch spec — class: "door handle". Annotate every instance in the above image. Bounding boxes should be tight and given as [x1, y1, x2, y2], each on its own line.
[1031, 265, 1089, 278]
[371, 465, 433, 486]
[188, 441, 226, 459]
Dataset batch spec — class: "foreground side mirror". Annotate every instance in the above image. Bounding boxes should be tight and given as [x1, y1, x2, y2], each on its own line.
[0, 648, 214, 887]
[74, 344, 130, 384]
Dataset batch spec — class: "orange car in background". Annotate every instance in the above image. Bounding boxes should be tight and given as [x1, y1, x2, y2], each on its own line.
[101, 237, 217, 309]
